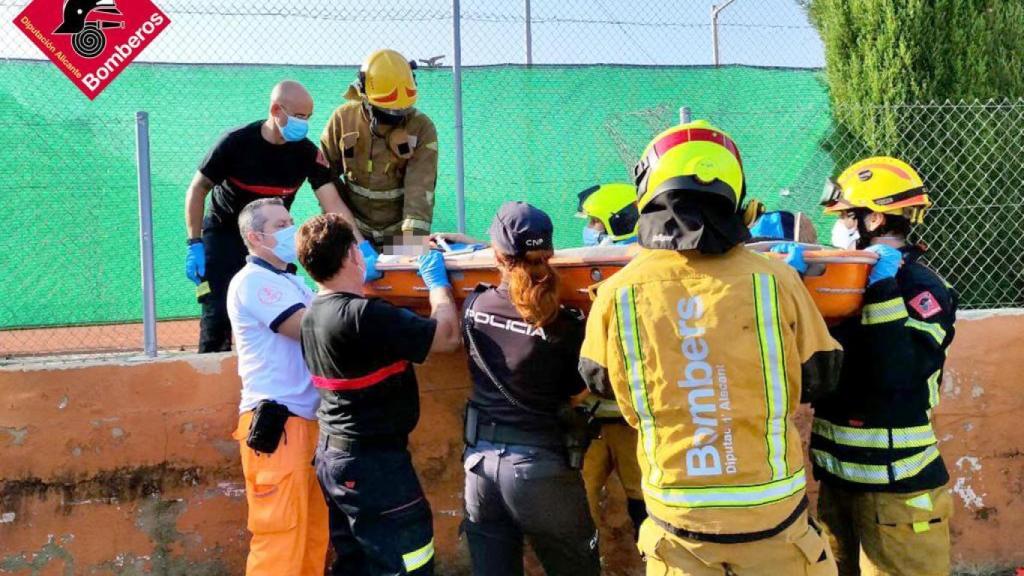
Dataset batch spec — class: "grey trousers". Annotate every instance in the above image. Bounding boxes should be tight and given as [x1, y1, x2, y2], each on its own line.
[462, 440, 601, 576]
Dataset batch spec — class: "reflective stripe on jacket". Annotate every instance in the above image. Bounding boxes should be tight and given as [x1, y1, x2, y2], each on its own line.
[320, 102, 438, 234]
[810, 247, 956, 492]
[580, 246, 842, 537]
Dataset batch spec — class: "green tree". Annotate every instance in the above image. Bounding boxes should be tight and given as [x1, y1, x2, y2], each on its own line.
[809, 0, 1024, 308]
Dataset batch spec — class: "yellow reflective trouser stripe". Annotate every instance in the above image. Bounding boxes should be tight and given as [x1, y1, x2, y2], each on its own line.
[616, 286, 661, 484]
[861, 297, 909, 325]
[643, 469, 807, 509]
[812, 419, 937, 449]
[402, 538, 434, 572]
[906, 317, 947, 346]
[906, 493, 934, 512]
[349, 182, 404, 200]
[927, 369, 942, 408]
[753, 273, 789, 480]
[812, 444, 941, 485]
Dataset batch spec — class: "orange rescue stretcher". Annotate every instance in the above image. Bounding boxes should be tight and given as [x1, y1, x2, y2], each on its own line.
[366, 243, 878, 322]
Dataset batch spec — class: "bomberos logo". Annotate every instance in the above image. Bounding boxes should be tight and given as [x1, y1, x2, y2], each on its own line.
[14, 0, 170, 99]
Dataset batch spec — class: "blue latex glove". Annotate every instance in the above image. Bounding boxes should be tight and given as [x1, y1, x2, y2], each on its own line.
[750, 212, 787, 240]
[185, 241, 205, 285]
[866, 244, 903, 285]
[446, 242, 485, 253]
[417, 250, 451, 290]
[770, 243, 808, 275]
[358, 240, 382, 283]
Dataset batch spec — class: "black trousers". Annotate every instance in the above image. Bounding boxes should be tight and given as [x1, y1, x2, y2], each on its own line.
[462, 440, 600, 576]
[315, 442, 435, 576]
[198, 221, 246, 353]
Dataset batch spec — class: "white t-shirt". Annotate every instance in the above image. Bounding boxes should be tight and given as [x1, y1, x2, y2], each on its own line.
[226, 257, 320, 420]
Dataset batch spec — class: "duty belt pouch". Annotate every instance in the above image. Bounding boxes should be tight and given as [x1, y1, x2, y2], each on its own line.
[246, 400, 291, 454]
[463, 402, 480, 447]
[557, 404, 594, 471]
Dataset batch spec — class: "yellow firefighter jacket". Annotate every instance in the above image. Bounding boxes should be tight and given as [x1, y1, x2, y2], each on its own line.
[580, 246, 842, 538]
[320, 101, 438, 239]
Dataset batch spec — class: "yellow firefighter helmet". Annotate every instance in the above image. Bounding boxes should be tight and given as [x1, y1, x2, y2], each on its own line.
[821, 156, 931, 224]
[576, 183, 639, 242]
[633, 120, 744, 213]
[353, 49, 418, 111]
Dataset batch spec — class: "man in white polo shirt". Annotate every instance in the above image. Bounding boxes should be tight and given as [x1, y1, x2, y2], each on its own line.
[227, 197, 328, 576]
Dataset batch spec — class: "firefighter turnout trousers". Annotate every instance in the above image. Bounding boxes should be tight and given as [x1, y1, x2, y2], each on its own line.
[638, 511, 837, 576]
[315, 440, 435, 575]
[818, 482, 951, 576]
[582, 416, 647, 537]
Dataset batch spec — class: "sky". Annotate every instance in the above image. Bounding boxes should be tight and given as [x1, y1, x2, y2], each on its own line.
[1, 0, 825, 68]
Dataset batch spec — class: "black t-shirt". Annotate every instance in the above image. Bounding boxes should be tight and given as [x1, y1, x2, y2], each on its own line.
[199, 121, 332, 231]
[463, 285, 587, 434]
[301, 292, 437, 439]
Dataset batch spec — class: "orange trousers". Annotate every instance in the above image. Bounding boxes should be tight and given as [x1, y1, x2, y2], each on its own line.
[234, 412, 329, 576]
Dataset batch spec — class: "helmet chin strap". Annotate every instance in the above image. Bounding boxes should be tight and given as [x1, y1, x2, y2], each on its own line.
[854, 211, 880, 249]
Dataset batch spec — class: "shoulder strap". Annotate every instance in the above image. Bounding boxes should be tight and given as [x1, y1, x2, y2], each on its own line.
[463, 285, 555, 417]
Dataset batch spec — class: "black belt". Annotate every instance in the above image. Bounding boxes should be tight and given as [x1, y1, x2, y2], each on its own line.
[650, 496, 808, 544]
[474, 421, 564, 449]
[320, 433, 408, 454]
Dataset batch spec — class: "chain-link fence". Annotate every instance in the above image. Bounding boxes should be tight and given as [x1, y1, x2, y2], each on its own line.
[1, 0, 1021, 360]
[0, 114, 141, 356]
[709, 100, 1024, 310]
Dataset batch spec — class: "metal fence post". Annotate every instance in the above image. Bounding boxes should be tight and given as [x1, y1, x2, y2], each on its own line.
[525, 0, 533, 66]
[679, 106, 692, 124]
[135, 111, 158, 357]
[453, 0, 467, 233]
[711, 0, 736, 67]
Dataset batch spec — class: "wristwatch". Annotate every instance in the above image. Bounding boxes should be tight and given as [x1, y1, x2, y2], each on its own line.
[187, 238, 202, 246]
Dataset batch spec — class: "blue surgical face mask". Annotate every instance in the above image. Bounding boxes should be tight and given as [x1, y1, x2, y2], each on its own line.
[582, 226, 605, 247]
[278, 115, 309, 142]
[269, 225, 297, 263]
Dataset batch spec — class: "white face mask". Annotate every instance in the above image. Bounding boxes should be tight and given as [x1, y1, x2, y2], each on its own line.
[830, 220, 859, 250]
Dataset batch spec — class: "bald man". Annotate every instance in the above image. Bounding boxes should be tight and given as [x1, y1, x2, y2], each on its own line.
[185, 80, 363, 353]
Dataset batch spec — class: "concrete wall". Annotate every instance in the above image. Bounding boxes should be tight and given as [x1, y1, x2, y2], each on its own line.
[1, 313, 1022, 575]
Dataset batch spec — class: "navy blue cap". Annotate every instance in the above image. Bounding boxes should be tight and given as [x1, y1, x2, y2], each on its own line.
[488, 201, 554, 257]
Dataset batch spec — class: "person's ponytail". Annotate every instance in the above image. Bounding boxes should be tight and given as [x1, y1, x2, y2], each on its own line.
[498, 250, 560, 327]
